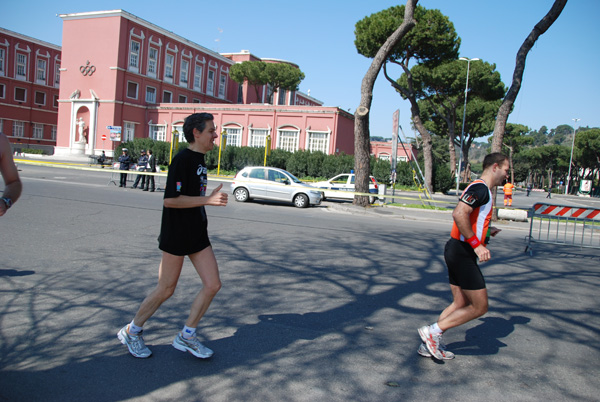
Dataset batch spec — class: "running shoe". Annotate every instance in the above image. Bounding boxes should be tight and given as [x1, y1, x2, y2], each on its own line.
[418, 325, 444, 360]
[417, 342, 455, 360]
[117, 325, 152, 358]
[172, 332, 213, 358]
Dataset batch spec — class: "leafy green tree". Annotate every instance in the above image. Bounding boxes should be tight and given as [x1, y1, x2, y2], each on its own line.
[355, 4, 459, 195]
[229, 61, 305, 105]
[407, 59, 505, 180]
[574, 128, 600, 183]
[230, 61, 267, 102]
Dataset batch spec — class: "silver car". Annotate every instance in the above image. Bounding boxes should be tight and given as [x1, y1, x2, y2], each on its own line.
[231, 166, 323, 208]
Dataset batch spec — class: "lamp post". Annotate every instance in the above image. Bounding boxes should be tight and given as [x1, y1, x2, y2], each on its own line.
[565, 118, 581, 195]
[456, 57, 480, 194]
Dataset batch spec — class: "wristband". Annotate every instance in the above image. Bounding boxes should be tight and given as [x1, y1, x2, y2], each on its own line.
[466, 235, 481, 249]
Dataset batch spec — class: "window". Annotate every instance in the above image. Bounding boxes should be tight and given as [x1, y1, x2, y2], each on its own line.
[163, 91, 172, 103]
[193, 64, 203, 91]
[53, 95, 59, 108]
[15, 87, 26, 102]
[277, 129, 299, 152]
[172, 124, 185, 142]
[55, 62, 60, 85]
[237, 84, 243, 104]
[0, 83, 4, 99]
[36, 59, 47, 83]
[307, 131, 329, 153]
[16, 53, 27, 79]
[33, 123, 43, 139]
[249, 128, 268, 148]
[127, 81, 138, 99]
[180, 59, 189, 85]
[218, 73, 227, 98]
[149, 124, 166, 141]
[129, 40, 140, 70]
[278, 89, 286, 105]
[13, 121, 24, 137]
[165, 54, 174, 80]
[147, 48, 158, 77]
[178, 95, 187, 103]
[207, 70, 215, 94]
[51, 125, 57, 140]
[124, 122, 135, 142]
[0, 48, 5, 75]
[224, 127, 241, 147]
[35, 91, 46, 105]
[145, 86, 156, 103]
[249, 168, 266, 180]
[192, 98, 200, 103]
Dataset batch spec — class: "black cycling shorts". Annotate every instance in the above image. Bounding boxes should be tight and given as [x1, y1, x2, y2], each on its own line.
[444, 238, 486, 290]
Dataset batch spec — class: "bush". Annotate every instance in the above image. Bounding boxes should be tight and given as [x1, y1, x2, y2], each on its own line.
[372, 158, 393, 184]
[433, 163, 454, 194]
[21, 148, 45, 154]
[115, 138, 186, 166]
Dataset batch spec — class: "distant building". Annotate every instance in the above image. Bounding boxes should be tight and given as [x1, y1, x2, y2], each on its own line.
[0, 27, 61, 153]
[370, 140, 417, 162]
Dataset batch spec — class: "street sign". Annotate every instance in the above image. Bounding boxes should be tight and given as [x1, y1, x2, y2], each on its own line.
[101, 134, 107, 140]
[391, 110, 399, 169]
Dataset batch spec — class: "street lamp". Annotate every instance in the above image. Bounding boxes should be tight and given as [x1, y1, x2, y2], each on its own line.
[456, 57, 480, 194]
[565, 118, 581, 195]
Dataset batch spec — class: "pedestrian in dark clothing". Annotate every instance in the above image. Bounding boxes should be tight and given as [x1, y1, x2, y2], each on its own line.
[144, 149, 156, 192]
[526, 183, 532, 197]
[132, 150, 148, 189]
[118, 149, 131, 187]
[546, 186, 552, 199]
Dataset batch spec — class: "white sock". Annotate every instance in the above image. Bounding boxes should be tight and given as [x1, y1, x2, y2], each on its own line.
[129, 320, 143, 335]
[182, 325, 196, 339]
[430, 323, 443, 335]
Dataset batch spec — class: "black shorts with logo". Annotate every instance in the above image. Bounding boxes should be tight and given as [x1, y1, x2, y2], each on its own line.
[444, 238, 486, 290]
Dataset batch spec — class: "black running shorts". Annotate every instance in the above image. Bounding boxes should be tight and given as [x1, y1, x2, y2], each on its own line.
[444, 238, 486, 290]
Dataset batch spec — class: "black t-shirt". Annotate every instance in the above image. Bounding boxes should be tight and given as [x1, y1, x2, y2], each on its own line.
[158, 149, 210, 256]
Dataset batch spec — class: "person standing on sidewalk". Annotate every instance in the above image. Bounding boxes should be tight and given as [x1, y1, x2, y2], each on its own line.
[503, 181, 514, 206]
[118, 149, 131, 188]
[144, 149, 156, 192]
[0, 132, 22, 217]
[118, 113, 228, 359]
[417, 152, 509, 360]
[132, 149, 148, 189]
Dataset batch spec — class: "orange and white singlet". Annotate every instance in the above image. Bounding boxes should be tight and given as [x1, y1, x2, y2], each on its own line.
[451, 179, 493, 245]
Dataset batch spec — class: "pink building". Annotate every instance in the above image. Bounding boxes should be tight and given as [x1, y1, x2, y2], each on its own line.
[52, 10, 353, 158]
[0, 27, 61, 153]
[370, 140, 417, 162]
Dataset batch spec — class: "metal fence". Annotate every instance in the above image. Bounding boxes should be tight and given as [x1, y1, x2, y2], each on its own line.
[525, 203, 600, 255]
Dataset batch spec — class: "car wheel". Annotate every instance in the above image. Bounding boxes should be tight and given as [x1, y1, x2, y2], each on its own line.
[234, 187, 249, 202]
[293, 193, 309, 208]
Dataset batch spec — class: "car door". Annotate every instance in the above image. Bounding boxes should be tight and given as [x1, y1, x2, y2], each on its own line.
[265, 169, 294, 201]
[245, 167, 268, 198]
[325, 174, 351, 199]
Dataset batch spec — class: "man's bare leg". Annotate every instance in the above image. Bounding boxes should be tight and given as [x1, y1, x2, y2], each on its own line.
[133, 252, 185, 327]
[438, 286, 488, 332]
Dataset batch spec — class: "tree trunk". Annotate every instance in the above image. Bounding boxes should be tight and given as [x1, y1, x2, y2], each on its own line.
[490, 0, 567, 217]
[448, 127, 457, 178]
[353, 0, 417, 206]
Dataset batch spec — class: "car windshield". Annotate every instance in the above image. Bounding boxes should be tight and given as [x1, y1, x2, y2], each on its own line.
[286, 172, 303, 183]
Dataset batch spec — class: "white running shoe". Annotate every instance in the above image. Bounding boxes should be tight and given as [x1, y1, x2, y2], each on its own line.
[417, 342, 455, 360]
[172, 332, 213, 358]
[117, 325, 152, 358]
[418, 325, 444, 360]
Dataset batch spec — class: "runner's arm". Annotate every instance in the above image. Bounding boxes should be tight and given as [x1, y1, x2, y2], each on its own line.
[452, 201, 491, 262]
[164, 183, 227, 208]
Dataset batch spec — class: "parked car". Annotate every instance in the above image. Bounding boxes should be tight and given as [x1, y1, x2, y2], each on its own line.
[231, 166, 323, 208]
[312, 173, 379, 203]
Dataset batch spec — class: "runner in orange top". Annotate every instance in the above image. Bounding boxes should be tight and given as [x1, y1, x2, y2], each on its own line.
[503, 182, 514, 206]
[417, 153, 509, 361]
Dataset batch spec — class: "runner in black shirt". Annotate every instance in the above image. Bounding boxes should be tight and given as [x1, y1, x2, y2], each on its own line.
[118, 113, 228, 359]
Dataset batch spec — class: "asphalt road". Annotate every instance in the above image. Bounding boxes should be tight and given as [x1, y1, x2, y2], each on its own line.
[1, 162, 599, 401]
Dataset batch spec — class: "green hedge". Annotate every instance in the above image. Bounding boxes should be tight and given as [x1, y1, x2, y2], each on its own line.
[115, 141, 452, 193]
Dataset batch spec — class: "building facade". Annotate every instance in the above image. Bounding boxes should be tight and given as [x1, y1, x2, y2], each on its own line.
[0, 27, 61, 153]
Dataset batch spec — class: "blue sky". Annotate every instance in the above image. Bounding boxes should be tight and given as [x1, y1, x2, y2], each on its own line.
[2, 0, 598, 141]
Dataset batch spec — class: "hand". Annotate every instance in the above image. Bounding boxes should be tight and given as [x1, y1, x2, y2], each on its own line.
[207, 183, 228, 206]
[474, 244, 491, 263]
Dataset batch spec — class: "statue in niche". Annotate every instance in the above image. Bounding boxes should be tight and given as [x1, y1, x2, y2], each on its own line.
[76, 117, 87, 143]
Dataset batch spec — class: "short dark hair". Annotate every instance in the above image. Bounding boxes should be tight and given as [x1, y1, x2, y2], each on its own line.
[482, 152, 508, 171]
[183, 113, 214, 143]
